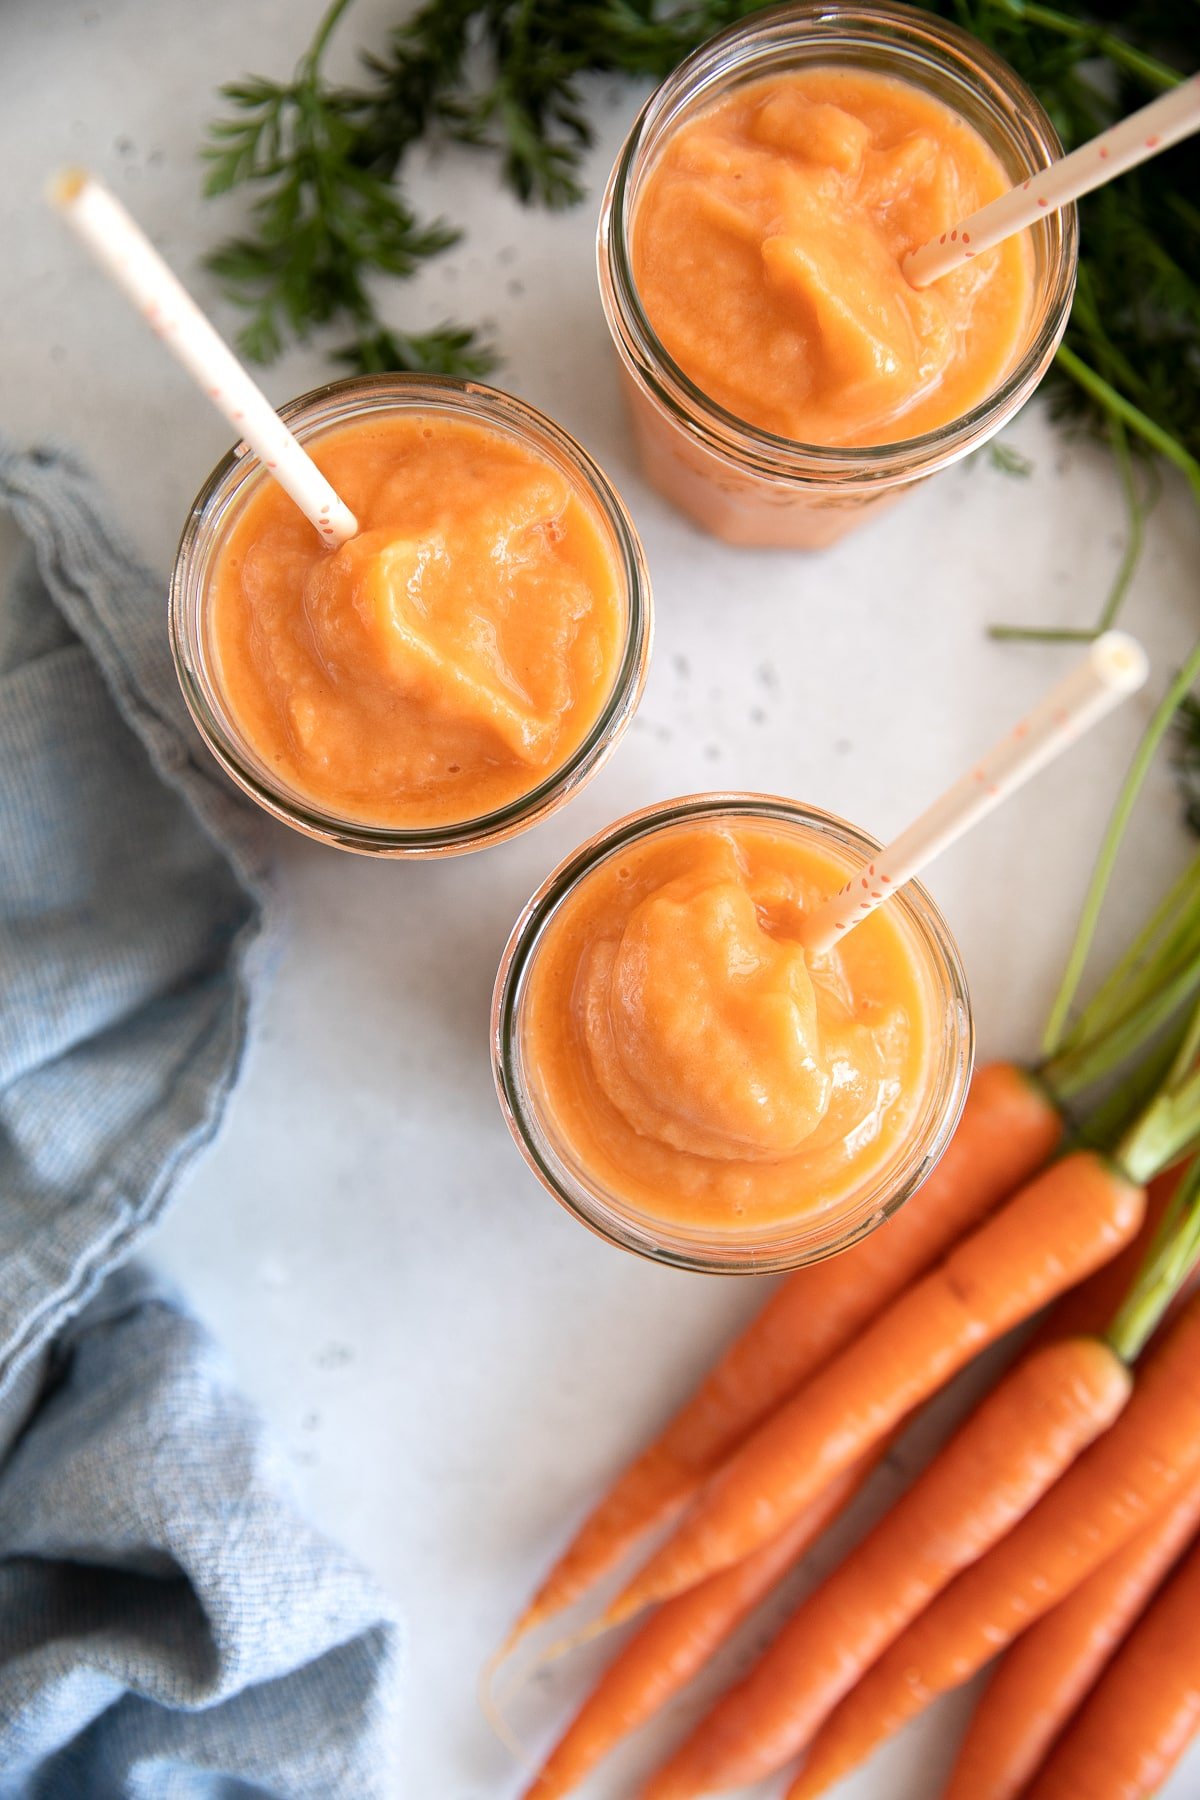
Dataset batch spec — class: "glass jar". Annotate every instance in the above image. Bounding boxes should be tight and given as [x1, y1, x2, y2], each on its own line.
[597, 0, 1079, 548]
[493, 794, 973, 1272]
[169, 374, 653, 856]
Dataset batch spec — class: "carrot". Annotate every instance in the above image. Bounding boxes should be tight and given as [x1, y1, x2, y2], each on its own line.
[939, 1165, 1199, 1800]
[1024, 1530, 1200, 1800]
[635, 1173, 1187, 1800]
[638, 1335, 1132, 1800]
[943, 1463, 1200, 1800]
[521, 1451, 882, 1800]
[783, 1285, 1200, 1800]
[1025, 1165, 1182, 1352]
[595, 1151, 1143, 1633]
[503, 1063, 1060, 1651]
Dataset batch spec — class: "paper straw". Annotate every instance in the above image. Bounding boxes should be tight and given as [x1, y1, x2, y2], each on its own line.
[801, 632, 1149, 958]
[904, 75, 1200, 288]
[50, 169, 358, 549]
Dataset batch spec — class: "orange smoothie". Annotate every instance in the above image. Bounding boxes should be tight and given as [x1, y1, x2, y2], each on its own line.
[520, 817, 937, 1235]
[630, 66, 1033, 446]
[209, 411, 627, 830]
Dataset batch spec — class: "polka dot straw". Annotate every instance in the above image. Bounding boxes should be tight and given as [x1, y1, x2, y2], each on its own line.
[801, 633, 1149, 958]
[904, 74, 1200, 288]
[51, 170, 358, 550]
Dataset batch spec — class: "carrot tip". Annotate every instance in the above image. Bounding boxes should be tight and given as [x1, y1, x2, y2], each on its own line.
[506, 1599, 548, 1651]
[489, 1620, 524, 1672]
[598, 1589, 645, 1636]
[534, 1608, 615, 1669]
[477, 1648, 538, 1770]
[479, 1605, 608, 1768]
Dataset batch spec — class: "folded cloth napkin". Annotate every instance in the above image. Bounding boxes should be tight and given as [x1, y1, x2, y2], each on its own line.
[0, 442, 402, 1798]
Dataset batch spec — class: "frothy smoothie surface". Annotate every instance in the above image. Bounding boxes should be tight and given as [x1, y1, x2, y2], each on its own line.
[210, 411, 626, 828]
[631, 67, 1033, 445]
[523, 819, 937, 1234]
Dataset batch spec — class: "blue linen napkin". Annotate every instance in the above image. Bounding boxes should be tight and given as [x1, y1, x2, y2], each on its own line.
[0, 441, 402, 1798]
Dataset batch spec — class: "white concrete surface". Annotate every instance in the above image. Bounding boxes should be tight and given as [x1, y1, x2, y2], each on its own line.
[3, 2, 1199, 1796]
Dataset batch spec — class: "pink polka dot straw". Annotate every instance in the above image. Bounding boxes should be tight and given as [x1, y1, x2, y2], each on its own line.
[50, 170, 358, 550]
[801, 633, 1148, 958]
[904, 73, 1200, 288]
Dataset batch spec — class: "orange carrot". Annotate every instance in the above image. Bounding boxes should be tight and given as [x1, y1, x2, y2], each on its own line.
[1026, 1165, 1182, 1351]
[944, 1463, 1200, 1800]
[784, 1286, 1200, 1800]
[639, 1335, 1132, 1800]
[1024, 1530, 1200, 1800]
[521, 1452, 883, 1800]
[939, 1160, 1199, 1800]
[597, 1151, 1143, 1633]
[504, 1064, 1060, 1650]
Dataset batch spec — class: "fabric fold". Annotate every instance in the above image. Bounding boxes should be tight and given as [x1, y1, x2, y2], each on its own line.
[0, 439, 271, 1409]
[0, 442, 402, 1798]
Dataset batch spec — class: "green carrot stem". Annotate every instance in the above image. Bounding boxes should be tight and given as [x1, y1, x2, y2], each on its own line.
[1054, 854, 1200, 1056]
[1169, 999, 1200, 1088]
[1071, 1018, 1195, 1157]
[1068, 273, 1154, 419]
[1043, 877, 1200, 1099]
[993, 0, 1183, 93]
[1047, 954, 1200, 1103]
[989, 626, 1106, 643]
[303, 0, 357, 76]
[1107, 1156, 1200, 1363]
[1055, 348, 1200, 506]
[1118, 1066, 1200, 1184]
[1115, 1095, 1200, 1188]
[1114, 993, 1200, 1187]
[989, 415, 1153, 645]
[1041, 643, 1200, 1061]
[1096, 419, 1144, 634]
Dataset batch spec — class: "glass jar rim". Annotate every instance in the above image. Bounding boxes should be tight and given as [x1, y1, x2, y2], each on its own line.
[493, 792, 975, 1272]
[598, 0, 1079, 486]
[169, 373, 653, 857]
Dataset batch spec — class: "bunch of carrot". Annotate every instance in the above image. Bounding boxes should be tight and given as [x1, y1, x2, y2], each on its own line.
[633, 1137, 1200, 1797]
[492, 660, 1200, 1800]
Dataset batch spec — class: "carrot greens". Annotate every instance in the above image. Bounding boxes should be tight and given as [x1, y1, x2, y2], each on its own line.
[1107, 1154, 1200, 1360]
[202, 1, 1200, 496]
[201, 0, 1199, 637]
[1037, 641, 1200, 1078]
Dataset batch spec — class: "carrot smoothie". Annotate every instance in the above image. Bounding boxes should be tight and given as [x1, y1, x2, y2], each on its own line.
[597, 2, 1077, 546]
[494, 798, 972, 1270]
[208, 409, 627, 832]
[631, 66, 1032, 447]
[171, 379, 651, 855]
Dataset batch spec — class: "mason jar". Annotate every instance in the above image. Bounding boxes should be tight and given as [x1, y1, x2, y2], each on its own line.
[170, 374, 653, 855]
[493, 793, 973, 1272]
[597, 1, 1078, 547]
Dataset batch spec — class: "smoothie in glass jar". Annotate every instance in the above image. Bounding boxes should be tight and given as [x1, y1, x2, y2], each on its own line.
[493, 796, 972, 1271]
[170, 377, 652, 856]
[631, 66, 1032, 448]
[597, 1, 1077, 547]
